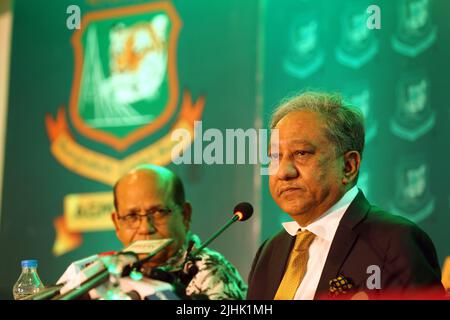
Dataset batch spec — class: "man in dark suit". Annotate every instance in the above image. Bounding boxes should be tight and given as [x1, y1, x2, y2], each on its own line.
[247, 92, 444, 300]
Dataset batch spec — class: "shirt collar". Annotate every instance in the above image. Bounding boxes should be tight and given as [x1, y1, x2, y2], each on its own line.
[282, 186, 359, 241]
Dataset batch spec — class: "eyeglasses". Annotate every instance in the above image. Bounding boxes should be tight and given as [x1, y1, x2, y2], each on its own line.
[117, 206, 177, 229]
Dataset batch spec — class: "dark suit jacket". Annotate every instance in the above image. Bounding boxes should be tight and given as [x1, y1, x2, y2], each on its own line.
[247, 190, 444, 299]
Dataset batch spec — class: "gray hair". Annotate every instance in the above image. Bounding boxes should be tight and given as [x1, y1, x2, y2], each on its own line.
[270, 91, 365, 158]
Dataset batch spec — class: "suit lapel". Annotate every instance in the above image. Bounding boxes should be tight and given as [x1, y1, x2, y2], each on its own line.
[266, 232, 295, 299]
[314, 224, 359, 298]
[314, 189, 371, 299]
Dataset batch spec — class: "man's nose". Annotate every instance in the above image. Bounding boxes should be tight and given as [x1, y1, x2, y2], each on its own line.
[276, 157, 299, 180]
[138, 215, 156, 234]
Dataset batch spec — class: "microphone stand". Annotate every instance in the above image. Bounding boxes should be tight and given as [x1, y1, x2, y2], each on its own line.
[170, 214, 242, 295]
[21, 285, 64, 300]
[52, 268, 109, 300]
[188, 214, 239, 258]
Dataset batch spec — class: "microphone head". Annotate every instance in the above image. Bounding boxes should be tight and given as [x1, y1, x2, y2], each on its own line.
[233, 202, 253, 221]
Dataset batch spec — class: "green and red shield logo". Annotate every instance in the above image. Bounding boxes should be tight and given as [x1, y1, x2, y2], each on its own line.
[70, 2, 181, 150]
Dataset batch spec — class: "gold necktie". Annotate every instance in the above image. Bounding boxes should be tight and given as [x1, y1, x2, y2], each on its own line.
[274, 229, 316, 300]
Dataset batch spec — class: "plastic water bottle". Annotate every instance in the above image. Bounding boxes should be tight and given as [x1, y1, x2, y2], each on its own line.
[13, 260, 45, 300]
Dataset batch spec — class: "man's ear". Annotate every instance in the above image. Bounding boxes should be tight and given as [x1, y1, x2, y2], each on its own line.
[181, 202, 192, 230]
[111, 212, 120, 231]
[342, 151, 361, 185]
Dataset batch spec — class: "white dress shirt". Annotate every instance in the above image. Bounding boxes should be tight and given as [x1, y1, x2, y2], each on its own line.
[281, 186, 359, 300]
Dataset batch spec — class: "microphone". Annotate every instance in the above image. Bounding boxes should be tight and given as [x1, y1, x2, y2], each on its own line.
[122, 239, 174, 276]
[165, 202, 253, 292]
[133, 202, 254, 298]
[233, 202, 253, 221]
[147, 198, 254, 297]
[52, 241, 173, 300]
[187, 202, 253, 260]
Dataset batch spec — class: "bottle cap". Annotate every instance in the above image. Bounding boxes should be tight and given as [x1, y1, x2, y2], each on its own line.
[21, 260, 38, 268]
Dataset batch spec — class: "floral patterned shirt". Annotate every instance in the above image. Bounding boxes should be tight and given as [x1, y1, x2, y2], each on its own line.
[157, 232, 247, 300]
